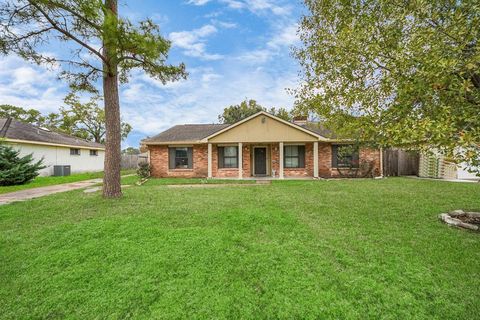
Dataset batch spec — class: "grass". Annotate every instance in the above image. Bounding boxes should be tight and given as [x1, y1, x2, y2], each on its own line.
[0, 178, 479, 319]
[0, 169, 137, 194]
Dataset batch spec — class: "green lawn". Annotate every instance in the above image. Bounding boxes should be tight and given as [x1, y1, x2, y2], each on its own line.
[0, 178, 479, 319]
[0, 169, 137, 194]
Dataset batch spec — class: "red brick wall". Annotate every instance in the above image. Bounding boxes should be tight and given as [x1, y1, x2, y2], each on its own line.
[149, 143, 381, 179]
[321, 145, 381, 178]
[283, 143, 314, 177]
[149, 145, 208, 178]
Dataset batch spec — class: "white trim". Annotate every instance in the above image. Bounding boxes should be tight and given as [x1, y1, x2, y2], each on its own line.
[313, 141, 319, 178]
[207, 143, 212, 178]
[279, 142, 284, 179]
[202, 111, 329, 142]
[380, 147, 384, 177]
[238, 142, 243, 179]
[252, 145, 269, 176]
[145, 141, 203, 145]
[4, 138, 104, 150]
[167, 144, 194, 148]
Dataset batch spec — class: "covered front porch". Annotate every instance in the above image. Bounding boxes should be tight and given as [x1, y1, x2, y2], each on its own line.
[206, 142, 320, 179]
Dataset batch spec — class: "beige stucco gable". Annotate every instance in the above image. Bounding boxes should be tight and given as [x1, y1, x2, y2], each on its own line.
[207, 113, 320, 143]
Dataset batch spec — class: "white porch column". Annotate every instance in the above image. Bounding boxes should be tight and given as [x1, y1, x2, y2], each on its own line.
[313, 141, 319, 178]
[279, 142, 284, 179]
[207, 143, 212, 178]
[238, 142, 243, 179]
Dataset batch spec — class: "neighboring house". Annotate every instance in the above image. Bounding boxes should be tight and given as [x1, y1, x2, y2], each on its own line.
[143, 111, 381, 179]
[419, 151, 479, 181]
[0, 118, 105, 176]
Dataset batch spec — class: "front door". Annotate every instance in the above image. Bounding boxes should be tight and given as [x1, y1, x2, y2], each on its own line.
[254, 147, 267, 176]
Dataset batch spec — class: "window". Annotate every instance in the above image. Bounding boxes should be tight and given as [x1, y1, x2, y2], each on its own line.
[168, 147, 193, 169]
[332, 145, 359, 168]
[284, 145, 305, 168]
[89, 150, 98, 156]
[218, 146, 238, 168]
[70, 148, 80, 156]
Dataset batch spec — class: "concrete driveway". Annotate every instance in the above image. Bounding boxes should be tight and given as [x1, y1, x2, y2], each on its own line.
[0, 179, 103, 205]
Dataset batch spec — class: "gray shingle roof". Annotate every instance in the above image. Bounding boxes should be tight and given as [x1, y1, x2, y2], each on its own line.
[144, 124, 230, 143]
[301, 123, 337, 139]
[0, 118, 104, 149]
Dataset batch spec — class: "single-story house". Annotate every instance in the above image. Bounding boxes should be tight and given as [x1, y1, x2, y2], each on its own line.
[0, 118, 105, 176]
[143, 111, 382, 179]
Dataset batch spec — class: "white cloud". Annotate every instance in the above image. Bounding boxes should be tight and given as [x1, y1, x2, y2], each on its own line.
[267, 23, 299, 48]
[187, 0, 212, 5]
[119, 60, 298, 138]
[189, 0, 292, 16]
[169, 25, 223, 60]
[0, 56, 66, 113]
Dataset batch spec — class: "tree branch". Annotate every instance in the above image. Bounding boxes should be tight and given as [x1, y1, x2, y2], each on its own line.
[28, 0, 108, 65]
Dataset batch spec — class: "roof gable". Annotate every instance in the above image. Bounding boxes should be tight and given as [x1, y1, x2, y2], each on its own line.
[206, 112, 328, 143]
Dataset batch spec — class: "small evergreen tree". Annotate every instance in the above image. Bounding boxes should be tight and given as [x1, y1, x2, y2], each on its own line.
[0, 145, 45, 186]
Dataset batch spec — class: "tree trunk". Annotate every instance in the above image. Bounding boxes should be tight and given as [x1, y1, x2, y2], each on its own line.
[102, 73, 122, 198]
[102, 0, 122, 198]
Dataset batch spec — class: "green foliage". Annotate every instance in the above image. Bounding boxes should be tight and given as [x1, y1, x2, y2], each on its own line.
[0, 144, 45, 186]
[136, 162, 150, 179]
[0, 104, 60, 128]
[122, 147, 140, 155]
[218, 99, 294, 124]
[295, 0, 480, 172]
[61, 93, 131, 143]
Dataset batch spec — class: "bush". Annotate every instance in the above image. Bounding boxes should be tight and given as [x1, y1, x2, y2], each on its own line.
[0, 144, 45, 186]
[136, 162, 150, 179]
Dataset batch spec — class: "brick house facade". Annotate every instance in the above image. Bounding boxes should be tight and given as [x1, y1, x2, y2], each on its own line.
[144, 112, 382, 179]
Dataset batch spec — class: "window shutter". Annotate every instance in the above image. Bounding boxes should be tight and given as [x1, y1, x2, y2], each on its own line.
[218, 147, 224, 168]
[298, 145, 305, 168]
[332, 145, 338, 167]
[187, 147, 193, 169]
[169, 148, 176, 169]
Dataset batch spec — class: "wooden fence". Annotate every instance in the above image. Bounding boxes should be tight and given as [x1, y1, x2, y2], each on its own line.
[383, 149, 419, 176]
[121, 153, 148, 170]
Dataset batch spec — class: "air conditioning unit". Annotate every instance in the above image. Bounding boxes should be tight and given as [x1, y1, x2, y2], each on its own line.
[53, 165, 71, 176]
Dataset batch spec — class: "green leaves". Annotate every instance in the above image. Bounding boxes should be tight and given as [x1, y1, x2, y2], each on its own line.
[0, 144, 45, 186]
[295, 0, 480, 174]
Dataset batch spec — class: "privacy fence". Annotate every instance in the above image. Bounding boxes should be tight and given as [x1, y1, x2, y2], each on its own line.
[121, 153, 148, 170]
[383, 149, 419, 177]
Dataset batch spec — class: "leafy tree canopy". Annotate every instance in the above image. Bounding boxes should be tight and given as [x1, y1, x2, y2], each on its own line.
[122, 147, 140, 155]
[295, 0, 480, 170]
[60, 93, 131, 143]
[218, 99, 294, 124]
[0, 104, 57, 128]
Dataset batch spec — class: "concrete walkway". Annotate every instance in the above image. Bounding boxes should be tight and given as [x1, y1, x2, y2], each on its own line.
[0, 178, 103, 205]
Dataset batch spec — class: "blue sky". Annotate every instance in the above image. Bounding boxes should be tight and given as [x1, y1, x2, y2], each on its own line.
[0, 0, 304, 148]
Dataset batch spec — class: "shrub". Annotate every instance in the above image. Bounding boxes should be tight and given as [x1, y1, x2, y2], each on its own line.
[136, 162, 150, 179]
[0, 144, 45, 186]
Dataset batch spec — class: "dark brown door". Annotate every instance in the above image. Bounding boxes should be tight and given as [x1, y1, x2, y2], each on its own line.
[254, 147, 267, 175]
